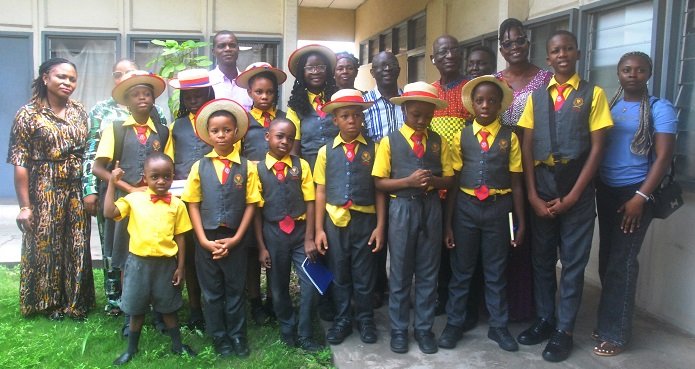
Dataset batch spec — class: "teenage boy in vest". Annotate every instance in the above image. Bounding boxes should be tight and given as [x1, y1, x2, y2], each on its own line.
[182, 99, 260, 358]
[372, 82, 454, 355]
[314, 90, 386, 345]
[254, 118, 322, 352]
[439, 76, 525, 352]
[516, 30, 613, 363]
[92, 70, 170, 335]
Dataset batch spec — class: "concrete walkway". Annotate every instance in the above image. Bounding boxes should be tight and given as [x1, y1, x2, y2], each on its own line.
[1, 203, 694, 368]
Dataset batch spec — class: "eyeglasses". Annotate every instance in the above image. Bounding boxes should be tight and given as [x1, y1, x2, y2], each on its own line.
[304, 65, 327, 73]
[435, 47, 461, 58]
[112, 70, 136, 79]
[500, 37, 528, 50]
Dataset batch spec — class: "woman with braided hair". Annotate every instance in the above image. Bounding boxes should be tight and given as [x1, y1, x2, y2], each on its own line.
[7, 57, 95, 320]
[593, 51, 677, 356]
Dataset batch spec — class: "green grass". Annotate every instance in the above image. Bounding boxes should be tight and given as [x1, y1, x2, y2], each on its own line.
[0, 266, 334, 369]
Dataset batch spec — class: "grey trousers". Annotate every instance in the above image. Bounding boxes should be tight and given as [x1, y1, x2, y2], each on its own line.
[532, 165, 596, 332]
[325, 210, 377, 323]
[264, 219, 318, 338]
[388, 193, 442, 332]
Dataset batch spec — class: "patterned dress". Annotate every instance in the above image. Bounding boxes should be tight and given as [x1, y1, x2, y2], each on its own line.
[7, 101, 95, 317]
[495, 68, 552, 322]
[430, 78, 472, 148]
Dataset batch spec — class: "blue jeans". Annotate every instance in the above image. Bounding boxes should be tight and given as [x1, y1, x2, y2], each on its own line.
[596, 180, 653, 346]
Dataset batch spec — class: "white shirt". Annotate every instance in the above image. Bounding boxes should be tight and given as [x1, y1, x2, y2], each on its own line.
[209, 65, 253, 111]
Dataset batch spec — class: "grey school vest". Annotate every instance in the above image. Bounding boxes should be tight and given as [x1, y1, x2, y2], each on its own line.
[388, 130, 443, 197]
[325, 138, 376, 206]
[172, 116, 212, 180]
[458, 124, 512, 190]
[119, 125, 168, 185]
[243, 110, 286, 162]
[531, 80, 594, 161]
[257, 155, 307, 222]
[198, 157, 247, 230]
[299, 109, 338, 160]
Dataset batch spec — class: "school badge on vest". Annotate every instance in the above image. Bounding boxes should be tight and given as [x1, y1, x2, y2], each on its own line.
[152, 140, 161, 151]
[233, 173, 243, 189]
[572, 97, 584, 112]
[361, 150, 372, 166]
[429, 142, 440, 154]
[498, 138, 509, 153]
[289, 166, 300, 180]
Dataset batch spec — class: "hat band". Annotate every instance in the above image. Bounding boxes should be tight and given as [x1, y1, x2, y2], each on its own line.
[181, 76, 210, 88]
[127, 83, 154, 92]
[333, 95, 366, 104]
[401, 90, 439, 99]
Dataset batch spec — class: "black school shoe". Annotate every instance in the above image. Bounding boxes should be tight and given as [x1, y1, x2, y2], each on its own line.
[326, 319, 353, 344]
[438, 324, 463, 349]
[173, 344, 197, 357]
[112, 351, 137, 366]
[517, 318, 554, 345]
[358, 320, 378, 344]
[280, 332, 297, 348]
[297, 336, 323, 353]
[390, 330, 409, 354]
[414, 330, 438, 354]
[488, 327, 519, 352]
[542, 330, 573, 362]
[213, 336, 234, 357]
[231, 336, 250, 358]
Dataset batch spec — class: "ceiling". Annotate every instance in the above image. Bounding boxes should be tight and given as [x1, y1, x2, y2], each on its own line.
[298, 0, 367, 9]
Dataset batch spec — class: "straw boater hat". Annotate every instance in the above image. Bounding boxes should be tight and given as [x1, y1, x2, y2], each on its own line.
[461, 75, 514, 114]
[112, 70, 166, 105]
[287, 44, 337, 77]
[168, 68, 218, 89]
[390, 81, 448, 109]
[322, 89, 374, 114]
[194, 98, 249, 146]
[236, 62, 288, 89]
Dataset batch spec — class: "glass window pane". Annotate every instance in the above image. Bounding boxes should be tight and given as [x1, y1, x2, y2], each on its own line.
[528, 19, 569, 71]
[395, 23, 408, 54]
[407, 54, 425, 83]
[369, 39, 378, 63]
[237, 41, 279, 70]
[675, 0, 695, 187]
[410, 16, 426, 49]
[382, 30, 393, 53]
[360, 42, 368, 65]
[47, 36, 117, 111]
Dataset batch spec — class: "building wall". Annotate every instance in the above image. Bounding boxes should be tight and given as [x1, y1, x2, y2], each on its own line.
[298, 7, 355, 41]
[354, 0, 427, 42]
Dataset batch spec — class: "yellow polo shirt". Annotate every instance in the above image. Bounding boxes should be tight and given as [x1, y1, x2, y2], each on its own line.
[96, 115, 170, 161]
[450, 119, 522, 196]
[114, 189, 192, 257]
[516, 73, 614, 165]
[285, 91, 325, 140]
[250, 106, 278, 125]
[258, 153, 315, 220]
[372, 124, 454, 183]
[181, 149, 261, 204]
[314, 134, 378, 227]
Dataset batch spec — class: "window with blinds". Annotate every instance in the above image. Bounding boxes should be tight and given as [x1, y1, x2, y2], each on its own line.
[674, 0, 695, 187]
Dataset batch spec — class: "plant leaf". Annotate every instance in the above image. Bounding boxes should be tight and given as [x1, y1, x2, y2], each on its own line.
[150, 39, 166, 46]
[196, 60, 213, 67]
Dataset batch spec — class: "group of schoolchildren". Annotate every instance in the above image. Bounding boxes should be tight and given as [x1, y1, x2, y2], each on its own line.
[94, 28, 611, 365]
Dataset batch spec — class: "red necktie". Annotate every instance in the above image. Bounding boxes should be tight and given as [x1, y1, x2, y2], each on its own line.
[479, 129, 490, 152]
[344, 142, 356, 162]
[411, 133, 424, 159]
[273, 161, 286, 181]
[218, 157, 232, 184]
[135, 125, 148, 145]
[314, 95, 326, 118]
[554, 84, 568, 111]
[150, 193, 172, 204]
[262, 111, 272, 128]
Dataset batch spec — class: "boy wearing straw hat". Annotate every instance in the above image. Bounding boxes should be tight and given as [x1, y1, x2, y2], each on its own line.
[439, 76, 525, 352]
[181, 99, 261, 358]
[372, 82, 454, 354]
[314, 89, 386, 345]
[92, 70, 171, 334]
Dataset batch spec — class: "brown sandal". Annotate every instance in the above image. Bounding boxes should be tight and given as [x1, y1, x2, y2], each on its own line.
[593, 341, 625, 356]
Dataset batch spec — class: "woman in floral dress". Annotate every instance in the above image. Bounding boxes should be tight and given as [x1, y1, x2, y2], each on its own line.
[7, 57, 95, 320]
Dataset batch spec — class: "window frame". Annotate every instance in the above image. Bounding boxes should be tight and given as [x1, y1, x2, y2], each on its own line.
[42, 31, 121, 61]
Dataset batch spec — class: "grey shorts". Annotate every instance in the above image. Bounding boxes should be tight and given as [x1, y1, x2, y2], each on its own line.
[120, 253, 183, 315]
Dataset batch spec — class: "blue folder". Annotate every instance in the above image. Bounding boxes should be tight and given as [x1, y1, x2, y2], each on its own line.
[301, 257, 334, 295]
